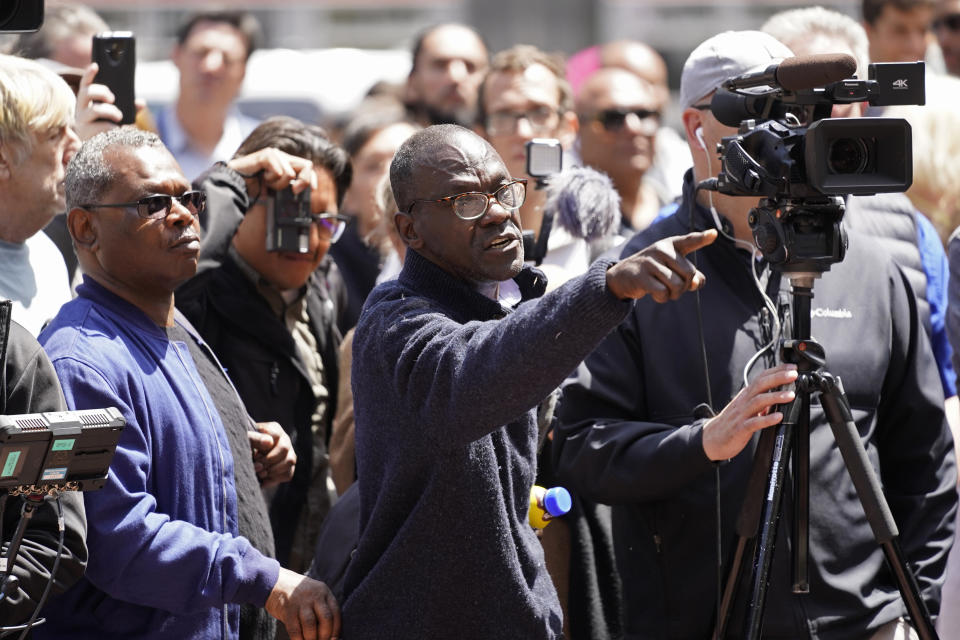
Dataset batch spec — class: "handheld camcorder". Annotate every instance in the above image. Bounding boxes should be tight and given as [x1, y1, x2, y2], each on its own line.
[703, 54, 924, 274]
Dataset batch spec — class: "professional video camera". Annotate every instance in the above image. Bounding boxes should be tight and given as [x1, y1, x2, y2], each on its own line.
[702, 54, 924, 275]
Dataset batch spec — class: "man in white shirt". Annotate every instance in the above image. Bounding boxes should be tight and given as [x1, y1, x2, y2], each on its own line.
[156, 9, 261, 181]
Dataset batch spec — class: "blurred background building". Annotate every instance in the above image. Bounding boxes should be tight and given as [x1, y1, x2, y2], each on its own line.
[2, 0, 865, 126]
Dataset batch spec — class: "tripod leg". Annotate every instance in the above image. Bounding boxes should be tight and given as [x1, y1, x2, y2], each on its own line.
[793, 395, 810, 594]
[742, 393, 803, 640]
[818, 374, 938, 640]
[714, 427, 778, 640]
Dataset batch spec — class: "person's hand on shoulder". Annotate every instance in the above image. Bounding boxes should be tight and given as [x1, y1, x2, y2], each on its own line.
[227, 147, 318, 197]
[606, 229, 717, 302]
[265, 567, 341, 640]
[249, 421, 296, 488]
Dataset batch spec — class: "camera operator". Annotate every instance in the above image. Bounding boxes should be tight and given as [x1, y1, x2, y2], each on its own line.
[340, 124, 715, 639]
[553, 30, 957, 640]
[177, 116, 351, 576]
[0, 314, 86, 628]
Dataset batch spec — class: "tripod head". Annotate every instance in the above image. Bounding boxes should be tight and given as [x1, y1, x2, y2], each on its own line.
[748, 196, 848, 284]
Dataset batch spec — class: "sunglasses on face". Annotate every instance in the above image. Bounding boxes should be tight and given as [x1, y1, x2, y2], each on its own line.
[81, 190, 207, 220]
[591, 108, 661, 133]
[934, 13, 960, 31]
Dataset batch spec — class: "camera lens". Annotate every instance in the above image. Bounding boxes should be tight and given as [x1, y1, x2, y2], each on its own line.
[827, 137, 869, 175]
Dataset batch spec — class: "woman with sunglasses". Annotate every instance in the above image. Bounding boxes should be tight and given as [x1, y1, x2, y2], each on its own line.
[176, 116, 353, 592]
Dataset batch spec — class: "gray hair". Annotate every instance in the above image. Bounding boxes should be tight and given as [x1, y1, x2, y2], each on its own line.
[66, 128, 165, 211]
[762, 6, 870, 79]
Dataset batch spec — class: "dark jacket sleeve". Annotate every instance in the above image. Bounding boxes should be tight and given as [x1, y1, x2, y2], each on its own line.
[552, 315, 716, 505]
[354, 260, 632, 452]
[195, 162, 251, 269]
[876, 264, 957, 614]
[1, 322, 87, 625]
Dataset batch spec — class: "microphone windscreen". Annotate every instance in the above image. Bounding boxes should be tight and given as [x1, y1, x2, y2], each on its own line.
[775, 53, 857, 91]
[544, 166, 621, 240]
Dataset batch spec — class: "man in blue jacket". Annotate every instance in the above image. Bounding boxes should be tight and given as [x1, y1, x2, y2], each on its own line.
[35, 128, 339, 640]
[338, 124, 776, 639]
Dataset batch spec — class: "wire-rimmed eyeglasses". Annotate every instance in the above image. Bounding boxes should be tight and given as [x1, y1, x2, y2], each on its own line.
[406, 179, 528, 221]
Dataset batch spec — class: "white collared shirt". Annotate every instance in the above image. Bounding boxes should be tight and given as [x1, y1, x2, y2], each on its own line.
[156, 104, 259, 181]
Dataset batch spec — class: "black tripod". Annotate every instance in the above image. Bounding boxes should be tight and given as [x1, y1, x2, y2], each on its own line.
[712, 271, 938, 639]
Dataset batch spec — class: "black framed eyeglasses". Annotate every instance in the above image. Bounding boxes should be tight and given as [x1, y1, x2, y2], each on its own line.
[406, 179, 528, 220]
[313, 213, 349, 243]
[589, 107, 661, 133]
[485, 106, 559, 136]
[81, 190, 207, 220]
[934, 13, 960, 31]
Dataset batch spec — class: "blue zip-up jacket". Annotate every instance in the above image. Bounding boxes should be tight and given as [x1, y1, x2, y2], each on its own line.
[35, 277, 280, 639]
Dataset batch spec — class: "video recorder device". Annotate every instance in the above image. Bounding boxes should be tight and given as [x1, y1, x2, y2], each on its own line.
[702, 54, 924, 274]
[0, 407, 125, 496]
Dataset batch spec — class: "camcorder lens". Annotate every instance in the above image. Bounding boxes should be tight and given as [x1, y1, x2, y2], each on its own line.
[827, 137, 870, 175]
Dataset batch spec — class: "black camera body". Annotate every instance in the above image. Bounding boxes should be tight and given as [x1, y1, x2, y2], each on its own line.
[709, 61, 924, 275]
[265, 186, 313, 253]
[0, 0, 43, 33]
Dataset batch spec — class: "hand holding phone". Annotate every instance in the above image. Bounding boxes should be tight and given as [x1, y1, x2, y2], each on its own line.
[91, 32, 136, 126]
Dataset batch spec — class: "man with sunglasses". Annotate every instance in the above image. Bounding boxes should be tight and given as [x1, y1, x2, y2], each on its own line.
[340, 123, 716, 639]
[576, 67, 666, 247]
[36, 128, 341, 640]
[177, 116, 351, 580]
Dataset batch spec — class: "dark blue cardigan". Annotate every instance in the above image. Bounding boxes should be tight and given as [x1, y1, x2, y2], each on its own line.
[342, 249, 631, 639]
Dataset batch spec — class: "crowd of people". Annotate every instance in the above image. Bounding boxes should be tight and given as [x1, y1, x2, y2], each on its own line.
[2, 0, 960, 639]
